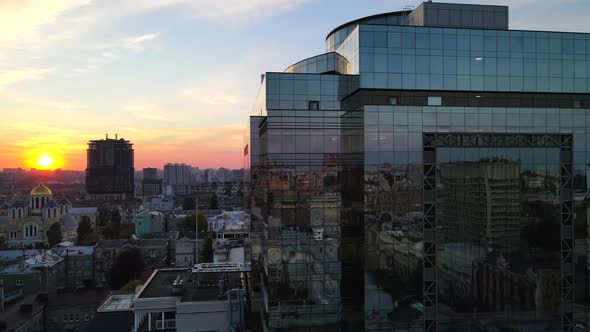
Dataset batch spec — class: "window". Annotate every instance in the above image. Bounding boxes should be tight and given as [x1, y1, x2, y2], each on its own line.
[85, 314, 90, 321]
[308, 101, 319, 110]
[16, 278, 23, 286]
[389, 97, 398, 105]
[574, 100, 582, 109]
[63, 315, 67, 322]
[428, 96, 442, 106]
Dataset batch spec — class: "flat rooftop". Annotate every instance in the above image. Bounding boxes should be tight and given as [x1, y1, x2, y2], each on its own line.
[138, 268, 242, 302]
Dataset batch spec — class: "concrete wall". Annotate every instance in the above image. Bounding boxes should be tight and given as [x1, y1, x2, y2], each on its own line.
[176, 301, 241, 332]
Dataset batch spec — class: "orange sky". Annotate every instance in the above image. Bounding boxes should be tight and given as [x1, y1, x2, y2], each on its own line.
[0, 124, 247, 171]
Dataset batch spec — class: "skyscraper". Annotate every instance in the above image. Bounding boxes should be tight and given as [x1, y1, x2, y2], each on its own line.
[163, 163, 191, 186]
[142, 167, 163, 196]
[247, 2, 589, 331]
[86, 134, 134, 201]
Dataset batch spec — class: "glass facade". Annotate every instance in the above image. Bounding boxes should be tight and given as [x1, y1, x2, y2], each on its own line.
[248, 2, 590, 331]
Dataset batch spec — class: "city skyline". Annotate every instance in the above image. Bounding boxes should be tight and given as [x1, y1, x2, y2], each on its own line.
[1, 0, 589, 170]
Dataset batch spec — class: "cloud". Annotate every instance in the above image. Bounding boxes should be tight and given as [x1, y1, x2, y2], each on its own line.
[0, 67, 55, 86]
[0, 0, 91, 43]
[125, 101, 175, 122]
[127, 33, 159, 45]
[92, 0, 310, 25]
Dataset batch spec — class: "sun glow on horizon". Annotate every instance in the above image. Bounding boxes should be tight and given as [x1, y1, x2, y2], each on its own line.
[30, 151, 61, 170]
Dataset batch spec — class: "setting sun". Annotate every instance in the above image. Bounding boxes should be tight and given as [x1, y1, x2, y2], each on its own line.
[36, 153, 55, 169]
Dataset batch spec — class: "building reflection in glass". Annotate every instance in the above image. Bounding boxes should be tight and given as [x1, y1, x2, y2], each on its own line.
[436, 149, 561, 330]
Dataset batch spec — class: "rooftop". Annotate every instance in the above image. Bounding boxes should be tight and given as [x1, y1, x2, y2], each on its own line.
[0, 295, 45, 331]
[97, 293, 134, 312]
[46, 288, 108, 307]
[137, 267, 243, 303]
[0, 249, 44, 262]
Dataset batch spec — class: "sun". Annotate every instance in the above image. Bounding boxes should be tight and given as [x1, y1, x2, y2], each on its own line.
[37, 154, 55, 169]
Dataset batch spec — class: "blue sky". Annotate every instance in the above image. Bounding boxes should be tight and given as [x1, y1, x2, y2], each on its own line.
[0, 0, 588, 170]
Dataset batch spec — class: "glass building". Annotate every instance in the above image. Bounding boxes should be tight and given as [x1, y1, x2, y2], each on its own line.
[246, 2, 590, 331]
[86, 135, 134, 201]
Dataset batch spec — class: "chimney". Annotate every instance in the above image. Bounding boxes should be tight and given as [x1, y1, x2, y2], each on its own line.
[115, 133, 118, 140]
[105, 133, 108, 140]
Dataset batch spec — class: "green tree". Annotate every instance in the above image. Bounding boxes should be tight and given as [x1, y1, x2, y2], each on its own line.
[97, 207, 110, 227]
[106, 248, 145, 290]
[182, 196, 196, 210]
[209, 194, 219, 209]
[118, 223, 135, 239]
[110, 209, 122, 236]
[98, 224, 115, 239]
[183, 213, 208, 232]
[77, 216, 93, 245]
[46, 222, 62, 246]
[119, 278, 142, 292]
[200, 237, 213, 263]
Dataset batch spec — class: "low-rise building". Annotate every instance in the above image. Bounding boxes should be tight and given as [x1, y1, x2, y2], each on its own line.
[53, 245, 95, 289]
[173, 232, 207, 268]
[94, 238, 170, 286]
[44, 288, 107, 332]
[208, 211, 250, 265]
[90, 292, 135, 332]
[0, 249, 43, 267]
[0, 250, 66, 298]
[132, 263, 248, 332]
[133, 211, 165, 238]
[141, 196, 173, 211]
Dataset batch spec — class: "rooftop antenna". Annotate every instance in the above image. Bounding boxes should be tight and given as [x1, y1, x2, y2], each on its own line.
[195, 197, 199, 266]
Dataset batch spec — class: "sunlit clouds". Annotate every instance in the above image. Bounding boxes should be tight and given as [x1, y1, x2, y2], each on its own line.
[0, 0, 587, 170]
[0, 67, 55, 86]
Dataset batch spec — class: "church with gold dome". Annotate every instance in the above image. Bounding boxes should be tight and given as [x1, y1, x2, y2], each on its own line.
[0, 184, 78, 247]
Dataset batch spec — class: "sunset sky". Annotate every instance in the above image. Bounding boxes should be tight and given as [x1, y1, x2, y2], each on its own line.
[0, 0, 588, 170]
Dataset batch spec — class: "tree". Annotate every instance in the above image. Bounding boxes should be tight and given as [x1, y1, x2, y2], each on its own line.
[120, 279, 142, 292]
[118, 223, 135, 239]
[46, 222, 62, 246]
[209, 194, 219, 209]
[97, 207, 110, 227]
[98, 224, 115, 239]
[200, 237, 213, 263]
[77, 216, 93, 245]
[106, 248, 145, 290]
[182, 197, 196, 210]
[183, 213, 208, 232]
[110, 209, 122, 236]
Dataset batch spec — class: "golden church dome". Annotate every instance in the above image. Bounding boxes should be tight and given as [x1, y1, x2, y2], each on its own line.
[30, 184, 52, 196]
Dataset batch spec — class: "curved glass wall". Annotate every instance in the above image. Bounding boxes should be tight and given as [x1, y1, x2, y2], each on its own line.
[285, 52, 351, 74]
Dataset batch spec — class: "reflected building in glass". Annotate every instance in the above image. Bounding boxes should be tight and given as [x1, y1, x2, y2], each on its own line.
[246, 2, 590, 331]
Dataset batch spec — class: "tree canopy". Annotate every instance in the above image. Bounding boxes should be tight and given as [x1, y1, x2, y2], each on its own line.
[183, 213, 208, 233]
[182, 197, 196, 210]
[209, 194, 219, 209]
[77, 216, 93, 245]
[106, 248, 145, 290]
[46, 222, 62, 246]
